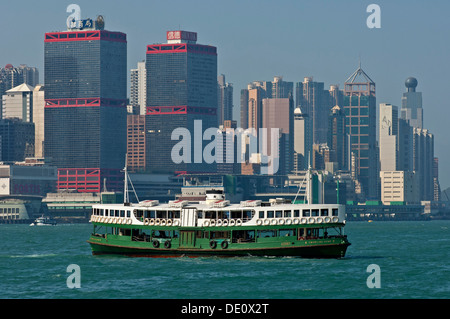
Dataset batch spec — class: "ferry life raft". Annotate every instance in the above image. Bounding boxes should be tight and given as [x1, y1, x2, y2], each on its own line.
[87, 191, 351, 258]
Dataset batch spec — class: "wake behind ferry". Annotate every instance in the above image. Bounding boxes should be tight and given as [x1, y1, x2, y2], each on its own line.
[87, 169, 350, 258]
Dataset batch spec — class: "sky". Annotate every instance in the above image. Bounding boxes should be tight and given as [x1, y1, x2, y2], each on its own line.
[2, 0, 450, 190]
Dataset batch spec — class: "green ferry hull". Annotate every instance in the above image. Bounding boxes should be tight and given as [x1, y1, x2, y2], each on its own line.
[87, 237, 350, 259]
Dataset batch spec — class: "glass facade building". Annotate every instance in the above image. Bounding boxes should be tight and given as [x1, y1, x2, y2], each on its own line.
[44, 29, 127, 192]
[145, 32, 218, 174]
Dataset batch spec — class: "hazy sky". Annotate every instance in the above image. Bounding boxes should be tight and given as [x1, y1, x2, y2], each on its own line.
[2, 0, 450, 189]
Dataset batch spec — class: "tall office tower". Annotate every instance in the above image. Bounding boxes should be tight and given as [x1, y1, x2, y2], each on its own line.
[130, 61, 146, 115]
[397, 118, 414, 172]
[146, 31, 217, 174]
[0, 119, 34, 161]
[217, 74, 233, 127]
[44, 14, 127, 192]
[241, 81, 273, 131]
[272, 76, 293, 98]
[262, 97, 294, 175]
[401, 77, 423, 129]
[413, 127, 434, 201]
[33, 85, 45, 158]
[293, 106, 311, 172]
[127, 115, 146, 173]
[328, 105, 347, 170]
[328, 85, 344, 108]
[433, 157, 441, 202]
[295, 77, 328, 144]
[217, 120, 240, 174]
[344, 66, 378, 200]
[379, 103, 399, 171]
[240, 89, 249, 130]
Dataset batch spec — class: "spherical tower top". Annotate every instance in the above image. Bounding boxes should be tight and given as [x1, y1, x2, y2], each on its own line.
[405, 77, 418, 91]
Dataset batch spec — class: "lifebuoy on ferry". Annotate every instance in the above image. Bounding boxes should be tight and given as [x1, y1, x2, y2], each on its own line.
[270, 219, 277, 225]
[317, 217, 323, 224]
[264, 219, 270, 226]
[221, 241, 228, 249]
[256, 219, 263, 226]
[160, 219, 166, 226]
[300, 218, 307, 224]
[324, 217, 331, 223]
[308, 217, 315, 224]
[149, 219, 155, 226]
[210, 219, 216, 226]
[229, 219, 236, 226]
[236, 219, 242, 226]
[285, 219, 292, 225]
[203, 220, 210, 227]
[152, 240, 160, 248]
[332, 217, 339, 223]
[222, 219, 229, 226]
[155, 218, 161, 225]
[172, 219, 179, 226]
[166, 219, 172, 226]
[127, 218, 132, 225]
[293, 218, 299, 225]
[209, 240, 217, 249]
[216, 219, 223, 226]
[164, 241, 171, 249]
[144, 218, 149, 225]
[278, 219, 285, 225]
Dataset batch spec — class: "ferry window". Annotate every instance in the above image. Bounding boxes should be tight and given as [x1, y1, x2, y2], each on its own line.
[267, 211, 274, 218]
[168, 210, 177, 219]
[126, 211, 130, 218]
[302, 209, 310, 217]
[100, 209, 104, 216]
[115, 210, 120, 217]
[173, 210, 180, 219]
[205, 211, 216, 219]
[275, 210, 282, 218]
[223, 211, 230, 219]
[105, 209, 109, 216]
[197, 211, 204, 219]
[231, 210, 242, 219]
[294, 210, 300, 217]
[332, 208, 339, 216]
[156, 211, 167, 219]
[321, 209, 329, 217]
[259, 211, 264, 218]
[279, 229, 295, 237]
[120, 210, 125, 217]
[312, 209, 319, 217]
[243, 210, 254, 220]
[258, 229, 277, 238]
[284, 210, 291, 217]
[148, 210, 155, 218]
[135, 210, 144, 219]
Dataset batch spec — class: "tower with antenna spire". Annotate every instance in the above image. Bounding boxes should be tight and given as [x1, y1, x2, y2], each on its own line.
[343, 63, 378, 200]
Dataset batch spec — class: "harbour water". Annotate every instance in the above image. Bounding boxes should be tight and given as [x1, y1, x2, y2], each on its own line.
[0, 220, 449, 299]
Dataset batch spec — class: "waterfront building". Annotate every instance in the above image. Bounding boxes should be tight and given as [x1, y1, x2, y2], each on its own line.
[401, 77, 423, 129]
[0, 119, 34, 162]
[145, 30, 218, 174]
[127, 115, 146, 173]
[44, 15, 127, 192]
[379, 103, 398, 171]
[343, 65, 378, 200]
[380, 171, 418, 205]
[413, 127, 434, 201]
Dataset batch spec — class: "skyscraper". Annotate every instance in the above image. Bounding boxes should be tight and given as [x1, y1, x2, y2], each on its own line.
[293, 106, 311, 172]
[328, 105, 347, 170]
[344, 66, 378, 200]
[401, 77, 423, 129]
[379, 103, 398, 171]
[145, 31, 217, 174]
[130, 61, 146, 115]
[44, 14, 127, 192]
[218, 74, 233, 127]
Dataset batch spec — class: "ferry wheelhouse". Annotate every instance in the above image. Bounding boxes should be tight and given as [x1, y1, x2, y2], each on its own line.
[87, 188, 350, 258]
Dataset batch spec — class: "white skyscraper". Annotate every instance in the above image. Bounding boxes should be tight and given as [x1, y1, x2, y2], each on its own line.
[130, 61, 147, 115]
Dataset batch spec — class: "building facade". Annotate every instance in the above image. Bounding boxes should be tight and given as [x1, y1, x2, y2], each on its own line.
[401, 77, 423, 129]
[217, 74, 233, 127]
[130, 61, 146, 115]
[44, 15, 127, 192]
[344, 66, 378, 200]
[145, 31, 218, 174]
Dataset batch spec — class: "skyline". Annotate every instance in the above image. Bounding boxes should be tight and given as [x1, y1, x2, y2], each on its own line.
[2, 0, 449, 189]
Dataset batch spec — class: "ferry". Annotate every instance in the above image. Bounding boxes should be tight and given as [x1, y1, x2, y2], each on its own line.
[87, 170, 350, 258]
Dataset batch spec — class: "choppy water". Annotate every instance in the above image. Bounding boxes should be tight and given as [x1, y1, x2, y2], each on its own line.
[1, 221, 449, 299]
